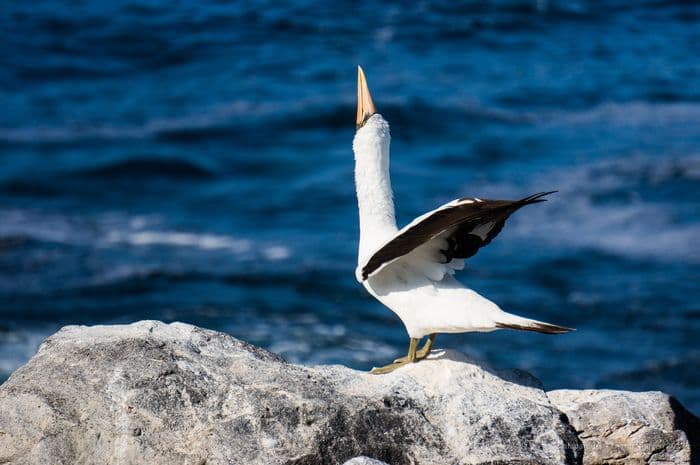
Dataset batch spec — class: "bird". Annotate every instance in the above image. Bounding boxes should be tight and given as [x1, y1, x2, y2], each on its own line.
[352, 66, 573, 374]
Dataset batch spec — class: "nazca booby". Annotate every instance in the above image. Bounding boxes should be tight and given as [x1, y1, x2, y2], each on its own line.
[353, 67, 572, 374]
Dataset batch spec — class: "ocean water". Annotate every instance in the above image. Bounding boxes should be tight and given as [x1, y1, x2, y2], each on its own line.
[1, 0, 699, 412]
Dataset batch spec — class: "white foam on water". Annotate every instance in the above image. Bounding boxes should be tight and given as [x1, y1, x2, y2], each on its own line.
[0, 208, 294, 261]
[543, 101, 700, 128]
[105, 230, 252, 253]
[262, 245, 291, 261]
[505, 154, 700, 263]
[524, 201, 700, 263]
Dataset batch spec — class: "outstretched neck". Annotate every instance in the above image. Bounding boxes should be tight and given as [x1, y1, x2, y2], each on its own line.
[353, 114, 397, 263]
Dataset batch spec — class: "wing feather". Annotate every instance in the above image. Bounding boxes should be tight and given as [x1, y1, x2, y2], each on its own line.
[357, 191, 554, 281]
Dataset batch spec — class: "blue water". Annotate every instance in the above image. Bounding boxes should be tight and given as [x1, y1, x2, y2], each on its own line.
[1, 1, 699, 413]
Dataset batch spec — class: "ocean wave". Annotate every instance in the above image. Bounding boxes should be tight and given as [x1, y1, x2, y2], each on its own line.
[104, 230, 252, 253]
[0, 99, 284, 144]
[4, 262, 349, 302]
[0, 209, 104, 246]
[542, 101, 700, 127]
[582, 154, 700, 184]
[77, 157, 216, 180]
[0, 234, 33, 252]
[4, 97, 700, 146]
[0, 180, 63, 198]
[0, 209, 291, 261]
[598, 352, 700, 387]
[506, 155, 700, 263]
[0, 99, 529, 146]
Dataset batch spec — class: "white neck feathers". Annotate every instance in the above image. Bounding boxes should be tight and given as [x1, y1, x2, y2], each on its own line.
[353, 114, 397, 264]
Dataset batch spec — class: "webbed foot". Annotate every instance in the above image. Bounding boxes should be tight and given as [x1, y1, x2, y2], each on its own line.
[369, 359, 412, 374]
[369, 337, 420, 375]
[393, 333, 436, 363]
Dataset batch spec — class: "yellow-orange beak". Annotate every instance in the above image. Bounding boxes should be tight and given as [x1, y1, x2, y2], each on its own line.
[356, 66, 377, 130]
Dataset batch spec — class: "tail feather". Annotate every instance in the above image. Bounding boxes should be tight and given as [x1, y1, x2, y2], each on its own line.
[495, 319, 574, 334]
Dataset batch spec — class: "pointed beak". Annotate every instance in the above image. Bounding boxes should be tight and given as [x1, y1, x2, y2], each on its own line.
[356, 66, 377, 130]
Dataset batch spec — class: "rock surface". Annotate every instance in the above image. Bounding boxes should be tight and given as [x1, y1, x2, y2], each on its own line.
[549, 389, 699, 465]
[0, 321, 695, 465]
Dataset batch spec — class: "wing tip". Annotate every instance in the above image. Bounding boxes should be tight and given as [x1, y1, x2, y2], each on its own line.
[520, 190, 558, 205]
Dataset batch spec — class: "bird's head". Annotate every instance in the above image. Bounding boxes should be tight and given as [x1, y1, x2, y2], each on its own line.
[353, 66, 390, 163]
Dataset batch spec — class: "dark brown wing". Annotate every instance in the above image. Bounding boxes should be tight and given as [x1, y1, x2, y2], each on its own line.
[359, 191, 555, 281]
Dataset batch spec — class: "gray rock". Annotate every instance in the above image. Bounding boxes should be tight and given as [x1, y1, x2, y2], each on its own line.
[0, 320, 582, 465]
[548, 389, 699, 465]
[342, 457, 391, 465]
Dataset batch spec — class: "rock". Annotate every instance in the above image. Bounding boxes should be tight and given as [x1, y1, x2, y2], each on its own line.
[2, 322, 698, 465]
[0, 320, 582, 465]
[548, 389, 699, 465]
[342, 457, 391, 465]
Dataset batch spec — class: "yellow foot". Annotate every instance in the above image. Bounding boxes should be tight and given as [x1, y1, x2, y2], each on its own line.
[370, 337, 421, 375]
[369, 359, 412, 375]
[394, 334, 436, 363]
[393, 348, 429, 364]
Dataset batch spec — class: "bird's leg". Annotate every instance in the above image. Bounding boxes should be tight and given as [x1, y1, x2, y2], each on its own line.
[370, 338, 419, 375]
[418, 333, 436, 358]
[393, 333, 436, 363]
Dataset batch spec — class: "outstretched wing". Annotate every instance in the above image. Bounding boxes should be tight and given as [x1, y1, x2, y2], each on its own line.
[357, 191, 554, 282]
